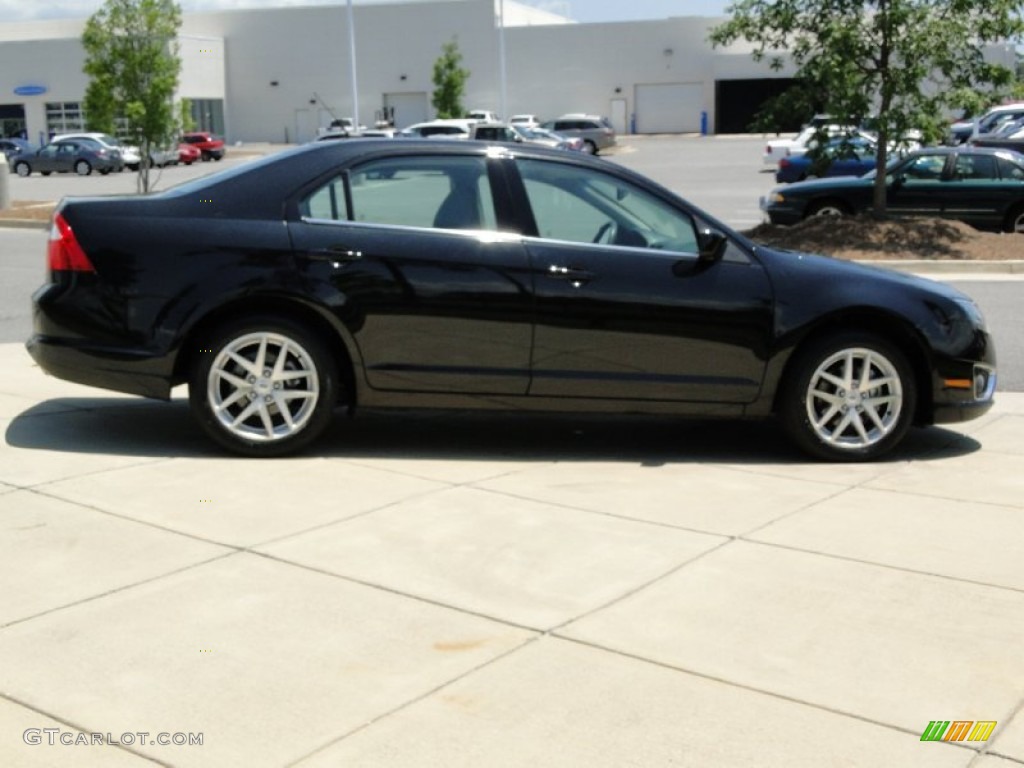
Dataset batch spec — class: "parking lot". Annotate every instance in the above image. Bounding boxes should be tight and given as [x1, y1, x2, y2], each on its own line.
[2, 135, 1024, 768]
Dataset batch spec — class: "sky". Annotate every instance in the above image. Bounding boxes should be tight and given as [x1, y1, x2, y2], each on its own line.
[0, 0, 732, 23]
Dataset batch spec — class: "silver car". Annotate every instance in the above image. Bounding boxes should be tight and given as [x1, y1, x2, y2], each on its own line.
[541, 114, 616, 154]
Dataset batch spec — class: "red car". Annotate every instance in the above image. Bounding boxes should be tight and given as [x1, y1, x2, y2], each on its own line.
[181, 131, 226, 161]
[177, 142, 202, 165]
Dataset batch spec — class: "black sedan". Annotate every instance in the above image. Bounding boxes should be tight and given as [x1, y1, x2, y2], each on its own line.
[28, 140, 996, 461]
[11, 137, 124, 176]
[761, 146, 1024, 233]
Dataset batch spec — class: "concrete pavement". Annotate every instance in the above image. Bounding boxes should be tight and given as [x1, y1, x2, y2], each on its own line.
[2, 341, 1024, 766]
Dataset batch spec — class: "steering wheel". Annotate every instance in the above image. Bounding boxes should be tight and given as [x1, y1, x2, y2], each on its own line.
[592, 221, 618, 244]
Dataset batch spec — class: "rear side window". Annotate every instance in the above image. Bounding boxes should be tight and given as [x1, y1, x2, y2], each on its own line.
[997, 157, 1024, 181]
[300, 155, 498, 231]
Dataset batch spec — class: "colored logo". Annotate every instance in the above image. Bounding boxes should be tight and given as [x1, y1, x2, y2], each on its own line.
[14, 85, 48, 96]
[921, 720, 997, 742]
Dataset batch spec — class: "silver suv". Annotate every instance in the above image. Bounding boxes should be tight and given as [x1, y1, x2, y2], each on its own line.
[541, 114, 616, 154]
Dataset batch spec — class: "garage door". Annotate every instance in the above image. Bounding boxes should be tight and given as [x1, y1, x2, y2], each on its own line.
[635, 83, 703, 134]
[385, 92, 429, 131]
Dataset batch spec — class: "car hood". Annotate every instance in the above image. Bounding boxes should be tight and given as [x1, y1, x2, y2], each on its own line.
[754, 244, 971, 303]
[774, 174, 876, 194]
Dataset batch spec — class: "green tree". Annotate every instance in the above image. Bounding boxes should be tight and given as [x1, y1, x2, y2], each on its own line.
[710, 1, 1024, 214]
[82, 0, 183, 193]
[432, 38, 470, 119]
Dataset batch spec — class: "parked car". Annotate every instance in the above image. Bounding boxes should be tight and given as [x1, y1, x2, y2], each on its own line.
[947, 103, 1024, 145]
[0, 137, 33, 161]
[466, 109, 499, 123]
[469, 123, 522, 142]
[177, 142, 202, 165]
[775, 136, 878, 183]
[509, 114, 541, 128]
[148, 145, 180, 168]
[468, 123, 584, 151]
[51, 132, 141, 170]
[540, 114, 616, 154]
[399, 119, 475, 139]
[761, 146, 1024, 232]
[11, 137, 124, 176]
[763, 124, 858, 167]
[181, 131, 226, 161]
[28, 139, 995, 461]
[512, 125, 584, 151]
[969, 117, 1024, 155]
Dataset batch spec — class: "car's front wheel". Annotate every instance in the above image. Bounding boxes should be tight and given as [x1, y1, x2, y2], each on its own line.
[188, 317, 338, 457]
[805, 199, 850, 218]
[14, 162, 30, 177]
[779, 332, 916, 461]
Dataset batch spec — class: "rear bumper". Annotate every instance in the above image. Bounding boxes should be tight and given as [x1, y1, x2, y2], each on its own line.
[26, 335, 174, 400]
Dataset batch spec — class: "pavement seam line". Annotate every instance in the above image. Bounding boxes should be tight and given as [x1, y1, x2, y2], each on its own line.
[0, 551, 240, 631]
[0, 694, 172, 767]
[547, 633, 991, 757]
[282, 634, 543, 767]
[736, 537, 1024, 595]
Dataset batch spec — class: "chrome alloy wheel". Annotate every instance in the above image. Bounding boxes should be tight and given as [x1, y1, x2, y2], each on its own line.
[207, 332, 320, 442]
[804, 347, 903, 451]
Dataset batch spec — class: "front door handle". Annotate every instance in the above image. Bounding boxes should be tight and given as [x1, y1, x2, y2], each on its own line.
[308, 246, 363, 264]
[546, 264, 594, 287]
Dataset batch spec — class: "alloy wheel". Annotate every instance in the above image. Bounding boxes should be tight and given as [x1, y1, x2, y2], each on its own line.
[804, 346, 903, 451]
[206, 331, 320, 443]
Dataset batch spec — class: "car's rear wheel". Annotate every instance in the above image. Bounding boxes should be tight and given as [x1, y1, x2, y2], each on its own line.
[805, 199, 850, 218]
[581, 140, 597, 155]
[188, 317, 338, 457]
[1004, 205, 1024, 234]
[75, 160, 92, 176]
[779, 332, 916, 461]
[14, 162, 30, 177]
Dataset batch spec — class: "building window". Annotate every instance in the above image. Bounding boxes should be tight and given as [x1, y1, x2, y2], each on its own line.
[188, 99, 225, 135]
[45, 102, 87, 136]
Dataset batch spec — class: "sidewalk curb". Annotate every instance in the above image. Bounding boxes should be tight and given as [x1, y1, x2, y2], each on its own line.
[0, 217, 48, 230]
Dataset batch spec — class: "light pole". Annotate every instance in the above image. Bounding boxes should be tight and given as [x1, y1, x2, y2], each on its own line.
[347, 0, 360, 127]
[498, 0, 507, 119]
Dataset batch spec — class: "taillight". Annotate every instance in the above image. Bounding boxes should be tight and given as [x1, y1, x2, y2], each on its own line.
[48, 212, 95, 273]
[779, 158, 790, 168]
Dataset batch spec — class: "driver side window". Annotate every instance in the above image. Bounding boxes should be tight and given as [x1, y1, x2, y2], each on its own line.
[516, 159, 699, 253]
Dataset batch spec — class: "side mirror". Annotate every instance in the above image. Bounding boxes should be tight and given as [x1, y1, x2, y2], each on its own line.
[697, 228, 728, 264]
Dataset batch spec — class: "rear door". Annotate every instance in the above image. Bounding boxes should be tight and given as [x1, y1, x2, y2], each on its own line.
[938, 151, 1023, 229]
[289, 152, 534, 395]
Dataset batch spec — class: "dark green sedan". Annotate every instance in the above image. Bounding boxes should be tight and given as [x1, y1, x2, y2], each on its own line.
[761, 146, 1024, 233]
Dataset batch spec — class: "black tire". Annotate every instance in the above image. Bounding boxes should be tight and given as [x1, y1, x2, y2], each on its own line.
[778, 331, 916, 462]
[188, 316, 339, 457]
[75, 160, 92, 176]
[582, 140, 597, 155]
[15, 162, 31, 176]
[1004, 204, 1024, 234]
[805, 199, 850, 219]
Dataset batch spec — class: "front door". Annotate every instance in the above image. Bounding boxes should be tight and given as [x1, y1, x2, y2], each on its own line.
[510, 157, 773, 403]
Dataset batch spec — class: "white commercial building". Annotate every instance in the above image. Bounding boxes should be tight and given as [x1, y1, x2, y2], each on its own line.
[0, 0, 1016, 146]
